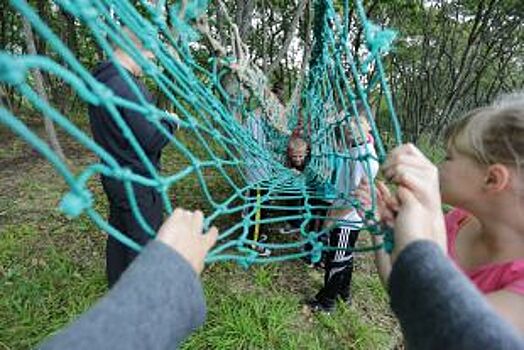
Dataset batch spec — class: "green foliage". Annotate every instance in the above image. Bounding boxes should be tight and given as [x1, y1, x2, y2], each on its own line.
[416, 134, 447, 164]
[377, 0, 524, 140]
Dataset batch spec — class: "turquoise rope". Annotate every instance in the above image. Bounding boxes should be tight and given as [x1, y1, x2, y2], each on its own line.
[2, 0, 401, 263]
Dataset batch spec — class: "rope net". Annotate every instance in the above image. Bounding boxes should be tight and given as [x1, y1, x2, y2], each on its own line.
[1, 0, 401, 266]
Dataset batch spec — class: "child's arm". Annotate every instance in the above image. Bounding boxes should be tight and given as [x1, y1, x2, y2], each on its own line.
[355, 180, 398, 286]
[390, 241, 524, 349]
[372, 234, 392, 287]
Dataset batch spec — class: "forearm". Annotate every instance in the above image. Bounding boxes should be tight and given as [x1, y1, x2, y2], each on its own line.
[40, 241, 206, 350]
[389, 241, 524, 350]
[372, 235, 391, 288]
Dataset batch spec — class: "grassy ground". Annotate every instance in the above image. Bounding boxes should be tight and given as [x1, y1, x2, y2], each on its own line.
[0, 123, 402, 349]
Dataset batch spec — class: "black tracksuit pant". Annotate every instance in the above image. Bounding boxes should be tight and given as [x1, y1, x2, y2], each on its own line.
[102, 177, 163, 288]
[315, 226, 359, 305]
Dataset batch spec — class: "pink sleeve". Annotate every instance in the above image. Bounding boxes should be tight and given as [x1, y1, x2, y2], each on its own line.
[507, 279, 524, 295]
[506, 262, 524, 295]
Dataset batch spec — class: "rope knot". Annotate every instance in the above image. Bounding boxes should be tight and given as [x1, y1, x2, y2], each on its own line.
[0, 54, 26, 86]
[238, 250, 258, 269]
[59, 189, 92, 218]
[308, 233, 323, 263]
[367, 23, 397, 54]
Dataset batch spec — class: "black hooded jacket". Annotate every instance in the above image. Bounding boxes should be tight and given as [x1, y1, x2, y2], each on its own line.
[89, 61, 175, 177]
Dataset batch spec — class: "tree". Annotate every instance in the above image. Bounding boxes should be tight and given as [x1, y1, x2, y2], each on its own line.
[374, 0, 524, 141]
[22, 17, 66, 161]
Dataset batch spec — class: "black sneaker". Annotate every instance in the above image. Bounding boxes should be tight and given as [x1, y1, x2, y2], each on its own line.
[339, 293, 352, 307]
[306, 298, 335, 314]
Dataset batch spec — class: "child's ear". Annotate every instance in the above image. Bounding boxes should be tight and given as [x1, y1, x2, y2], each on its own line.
[484, 164, 511, 193]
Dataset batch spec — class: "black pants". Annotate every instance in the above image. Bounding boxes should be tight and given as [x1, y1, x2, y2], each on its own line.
[316, 227, 359, 305]
[102, 178, 163, 288]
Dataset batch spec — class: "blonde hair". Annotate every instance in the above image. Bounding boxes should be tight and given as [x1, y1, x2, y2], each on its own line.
[444, 93, 524, 170]
[288, 137, 308, 153]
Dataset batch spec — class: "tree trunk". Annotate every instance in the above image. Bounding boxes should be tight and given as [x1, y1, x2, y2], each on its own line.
[22, 17, 67, 161]
[265, 0, 309, 76]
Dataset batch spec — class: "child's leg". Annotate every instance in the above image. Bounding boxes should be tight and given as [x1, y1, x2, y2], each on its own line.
[338, 229, 360, 303]
[315, 227, 357, 306]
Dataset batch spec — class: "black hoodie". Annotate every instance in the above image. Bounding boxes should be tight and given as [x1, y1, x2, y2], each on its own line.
[89, 61, 175, 177]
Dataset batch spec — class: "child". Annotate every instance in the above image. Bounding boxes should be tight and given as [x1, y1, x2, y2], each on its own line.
[276, 135, 310, 235]
[287, 135, 309, 172]
[308, 109, 379, 313]
[371, 94, 524, 332]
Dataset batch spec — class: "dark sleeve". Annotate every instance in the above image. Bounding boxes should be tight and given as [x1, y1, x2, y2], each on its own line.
[389, 240, 524, 350]
[114, 80, 175, 155]
[39, 241, 206, 350]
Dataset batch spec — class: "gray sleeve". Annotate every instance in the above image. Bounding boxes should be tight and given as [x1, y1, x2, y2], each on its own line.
[39, 241, 206, 350]
[388, 240, 524, 350]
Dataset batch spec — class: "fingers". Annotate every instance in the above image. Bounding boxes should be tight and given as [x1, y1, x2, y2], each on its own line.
[389, 168, 428, 196]
[204, 226, 219, 250]
[158, 208, 186, 237]
[377, 181, 394, 206]
[375, 181, 397, 226]
[164, 208, 216, 239]
[386, 143, 429, 166]
[192, 210, 204, 234]
[383, 155, 431, 182]
[381, 144, 439, 209]
[355, 187, 372, 210]
[396, 185, 416, 206]
[383, 144, 435, 180]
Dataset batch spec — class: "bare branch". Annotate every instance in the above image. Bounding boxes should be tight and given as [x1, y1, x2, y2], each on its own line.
[265, 0, 309, 76]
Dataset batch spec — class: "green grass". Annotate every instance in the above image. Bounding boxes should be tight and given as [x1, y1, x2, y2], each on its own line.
[0, 126, 402, 349]
[182, 263, 396, 350]
[0, 223, 106, 349]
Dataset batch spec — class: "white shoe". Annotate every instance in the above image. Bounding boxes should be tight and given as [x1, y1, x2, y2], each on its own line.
[250, 244, 272, 257]
[278, 223, 300, 235]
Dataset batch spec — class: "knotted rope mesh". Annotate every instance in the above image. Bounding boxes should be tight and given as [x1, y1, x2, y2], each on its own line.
[0, 0, 401, 266]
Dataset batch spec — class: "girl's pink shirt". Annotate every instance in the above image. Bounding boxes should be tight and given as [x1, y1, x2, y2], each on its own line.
[445, 208, 524, 295]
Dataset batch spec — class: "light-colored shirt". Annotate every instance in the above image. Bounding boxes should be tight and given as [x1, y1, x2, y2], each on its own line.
[332, 139, 379, 230]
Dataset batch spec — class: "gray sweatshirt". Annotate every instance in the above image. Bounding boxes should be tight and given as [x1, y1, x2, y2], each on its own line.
[389, 240, 524, 349]
[40, 240, 524, 349]
[40, 241, 206, 350]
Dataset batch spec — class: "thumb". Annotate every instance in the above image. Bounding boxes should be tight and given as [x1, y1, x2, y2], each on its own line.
[397, 185, 417, 207]
[203, 226, 219, 251]
[377, 181, 392, 198]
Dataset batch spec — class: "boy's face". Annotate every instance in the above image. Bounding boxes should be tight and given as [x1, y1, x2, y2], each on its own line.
[348, 116, 371, 144]
[290, 147, 307, 167]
